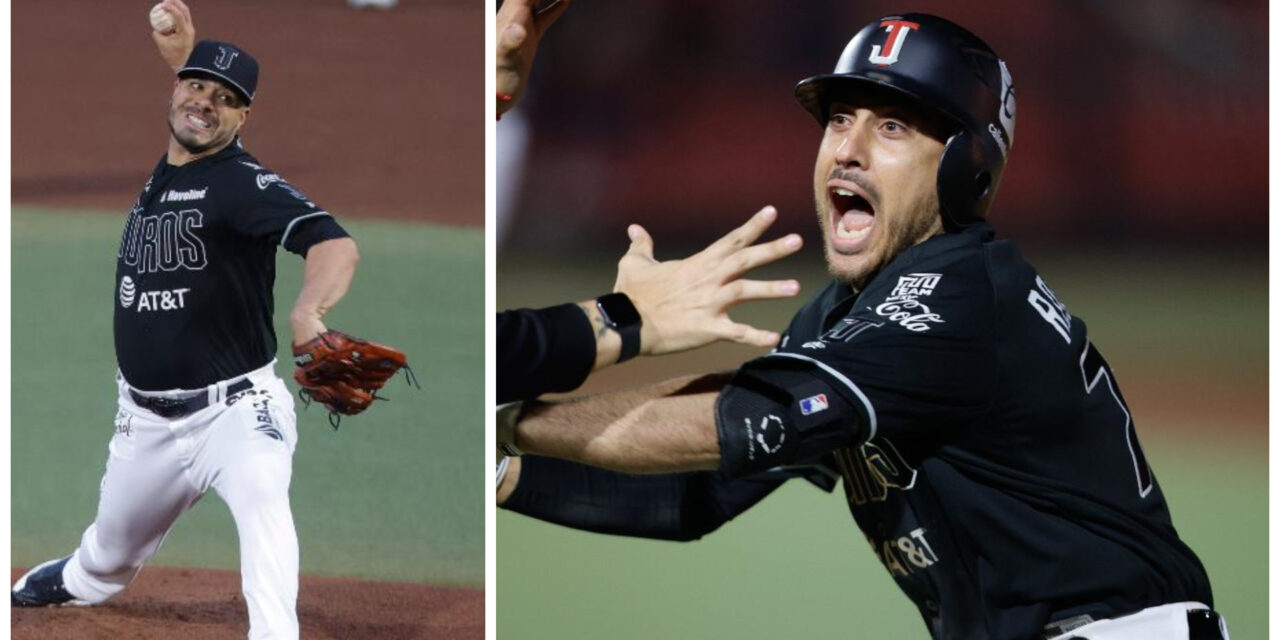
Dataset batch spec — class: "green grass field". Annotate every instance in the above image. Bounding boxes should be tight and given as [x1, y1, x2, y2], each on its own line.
[11, 207, 483, 587]
[497, 244, 1267, 638]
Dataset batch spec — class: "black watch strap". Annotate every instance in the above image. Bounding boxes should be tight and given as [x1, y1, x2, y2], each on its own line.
[595, 293, 642, 363]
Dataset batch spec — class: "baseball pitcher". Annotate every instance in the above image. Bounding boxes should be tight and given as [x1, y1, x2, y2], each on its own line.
[11, 8, 408, 640]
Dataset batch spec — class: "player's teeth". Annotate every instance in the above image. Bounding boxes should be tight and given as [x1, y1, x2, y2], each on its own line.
[834, 188, 855, 197]
[835, 224, 871, 240]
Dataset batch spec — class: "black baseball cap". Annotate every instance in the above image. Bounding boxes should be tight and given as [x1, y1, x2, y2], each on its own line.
[177, 40, 259, 106]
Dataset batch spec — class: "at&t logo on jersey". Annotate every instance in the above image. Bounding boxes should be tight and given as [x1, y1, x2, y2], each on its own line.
[119, 277, 192, 313]
[868, 527, 940, 577]
[119, 276, 137, 308]
[876, 273, 945, 332]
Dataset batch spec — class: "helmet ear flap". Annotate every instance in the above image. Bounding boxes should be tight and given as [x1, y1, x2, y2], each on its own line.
[936, 129, 1002, 232]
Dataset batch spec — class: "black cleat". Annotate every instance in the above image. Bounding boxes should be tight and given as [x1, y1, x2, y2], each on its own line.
[11, 556, 82, 607]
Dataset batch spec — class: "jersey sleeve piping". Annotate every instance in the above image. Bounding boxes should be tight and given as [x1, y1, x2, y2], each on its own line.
[279, 211, 333, 247]
[764, 351, 878, 442]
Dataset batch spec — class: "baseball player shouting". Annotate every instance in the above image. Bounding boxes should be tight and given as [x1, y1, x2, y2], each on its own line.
[498, 13, 1227, 640]
[10, 7, 372, 640]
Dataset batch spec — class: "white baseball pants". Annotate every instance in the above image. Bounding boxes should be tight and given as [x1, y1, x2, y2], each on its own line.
[60, 361, 300, 640]
[1045, 602, 1228, 640]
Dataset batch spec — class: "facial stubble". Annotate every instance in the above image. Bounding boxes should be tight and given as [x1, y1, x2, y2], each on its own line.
[817, 183, 942, 290]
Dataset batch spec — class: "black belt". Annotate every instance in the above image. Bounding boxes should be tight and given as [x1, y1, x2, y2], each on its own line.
[1043, 608, 1226, 640]
[1187, 609, 1228, 640]
[129, 378, 253, 419]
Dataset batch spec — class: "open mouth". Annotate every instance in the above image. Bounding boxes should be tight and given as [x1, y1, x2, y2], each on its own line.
[184, 110, 215, 132]
[829, 184, 875, 248]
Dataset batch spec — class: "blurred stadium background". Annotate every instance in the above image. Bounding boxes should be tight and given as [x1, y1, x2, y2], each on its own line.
[12, 0, 483, 612]
[498, 1, 1266, 638]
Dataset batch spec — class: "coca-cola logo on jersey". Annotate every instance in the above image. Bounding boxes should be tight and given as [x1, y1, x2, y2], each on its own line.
[874, 299, 944, 332]
[875, 272, 946, 332]
[118, 207, 208, 274]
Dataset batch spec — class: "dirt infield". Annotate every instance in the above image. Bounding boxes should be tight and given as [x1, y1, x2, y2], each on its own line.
[10, 566, 482, 640]
[13, 0, 481, 226]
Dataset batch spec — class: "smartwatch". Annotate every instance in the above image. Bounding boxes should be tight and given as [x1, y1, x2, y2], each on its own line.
[496, 401, 524, 457]
[595, 293, 642, 363]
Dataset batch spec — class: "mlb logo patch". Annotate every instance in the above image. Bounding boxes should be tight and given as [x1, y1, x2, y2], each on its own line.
[799, 393, 829, 415]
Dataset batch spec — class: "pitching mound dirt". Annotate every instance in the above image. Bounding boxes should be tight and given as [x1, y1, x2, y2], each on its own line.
[10, 566, 482, 640]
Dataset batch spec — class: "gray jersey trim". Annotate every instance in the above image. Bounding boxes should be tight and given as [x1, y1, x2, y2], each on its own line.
[279, 211, 331, 247]
[765, 351, 878, 442]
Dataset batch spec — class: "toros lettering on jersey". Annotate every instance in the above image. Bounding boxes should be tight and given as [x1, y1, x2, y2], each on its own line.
[119, 208, 209, 274]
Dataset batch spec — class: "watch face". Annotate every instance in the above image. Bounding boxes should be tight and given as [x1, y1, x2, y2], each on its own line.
[598, 293, 641, 327]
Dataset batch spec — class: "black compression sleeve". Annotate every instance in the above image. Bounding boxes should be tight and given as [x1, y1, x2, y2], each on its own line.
[502, 455, 786, 542]
[497, 305, 595, 403]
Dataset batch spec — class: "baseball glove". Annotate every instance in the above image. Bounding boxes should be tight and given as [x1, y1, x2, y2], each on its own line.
[292, 330, 416, 428]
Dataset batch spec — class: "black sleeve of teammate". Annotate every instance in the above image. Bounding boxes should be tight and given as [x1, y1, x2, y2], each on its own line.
[502, 455, 787, 541]
[497, 304, 595, 404]
[715, 356, 865, 479]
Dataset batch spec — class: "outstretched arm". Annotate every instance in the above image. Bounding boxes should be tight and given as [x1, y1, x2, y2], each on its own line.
[504, 355, 872, 478]
[150, 0, 195, 72]
[499, 455, 787, 541]
[511, 373, 727, 474]
[497, 207, 800, 403]
[290, 238, 360, 346]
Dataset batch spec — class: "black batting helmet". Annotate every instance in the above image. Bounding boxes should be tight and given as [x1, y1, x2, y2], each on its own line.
[795, 13, 1016, 231]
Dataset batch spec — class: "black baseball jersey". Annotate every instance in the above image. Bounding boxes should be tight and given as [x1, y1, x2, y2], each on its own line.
[713, 223, 1212, 639]
[115, 139, 349, 391]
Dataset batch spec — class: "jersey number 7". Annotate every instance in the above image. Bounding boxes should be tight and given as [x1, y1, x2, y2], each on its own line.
[1079, 339, 1154, 498]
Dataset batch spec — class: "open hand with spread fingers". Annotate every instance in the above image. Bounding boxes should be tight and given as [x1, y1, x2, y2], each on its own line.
[614, 206, 802, 356]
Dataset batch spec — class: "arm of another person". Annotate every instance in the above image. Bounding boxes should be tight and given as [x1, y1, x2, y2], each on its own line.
[497, 207, 801, 403]
[497, 304, 597, 404]
[498, 454, 789, 541]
